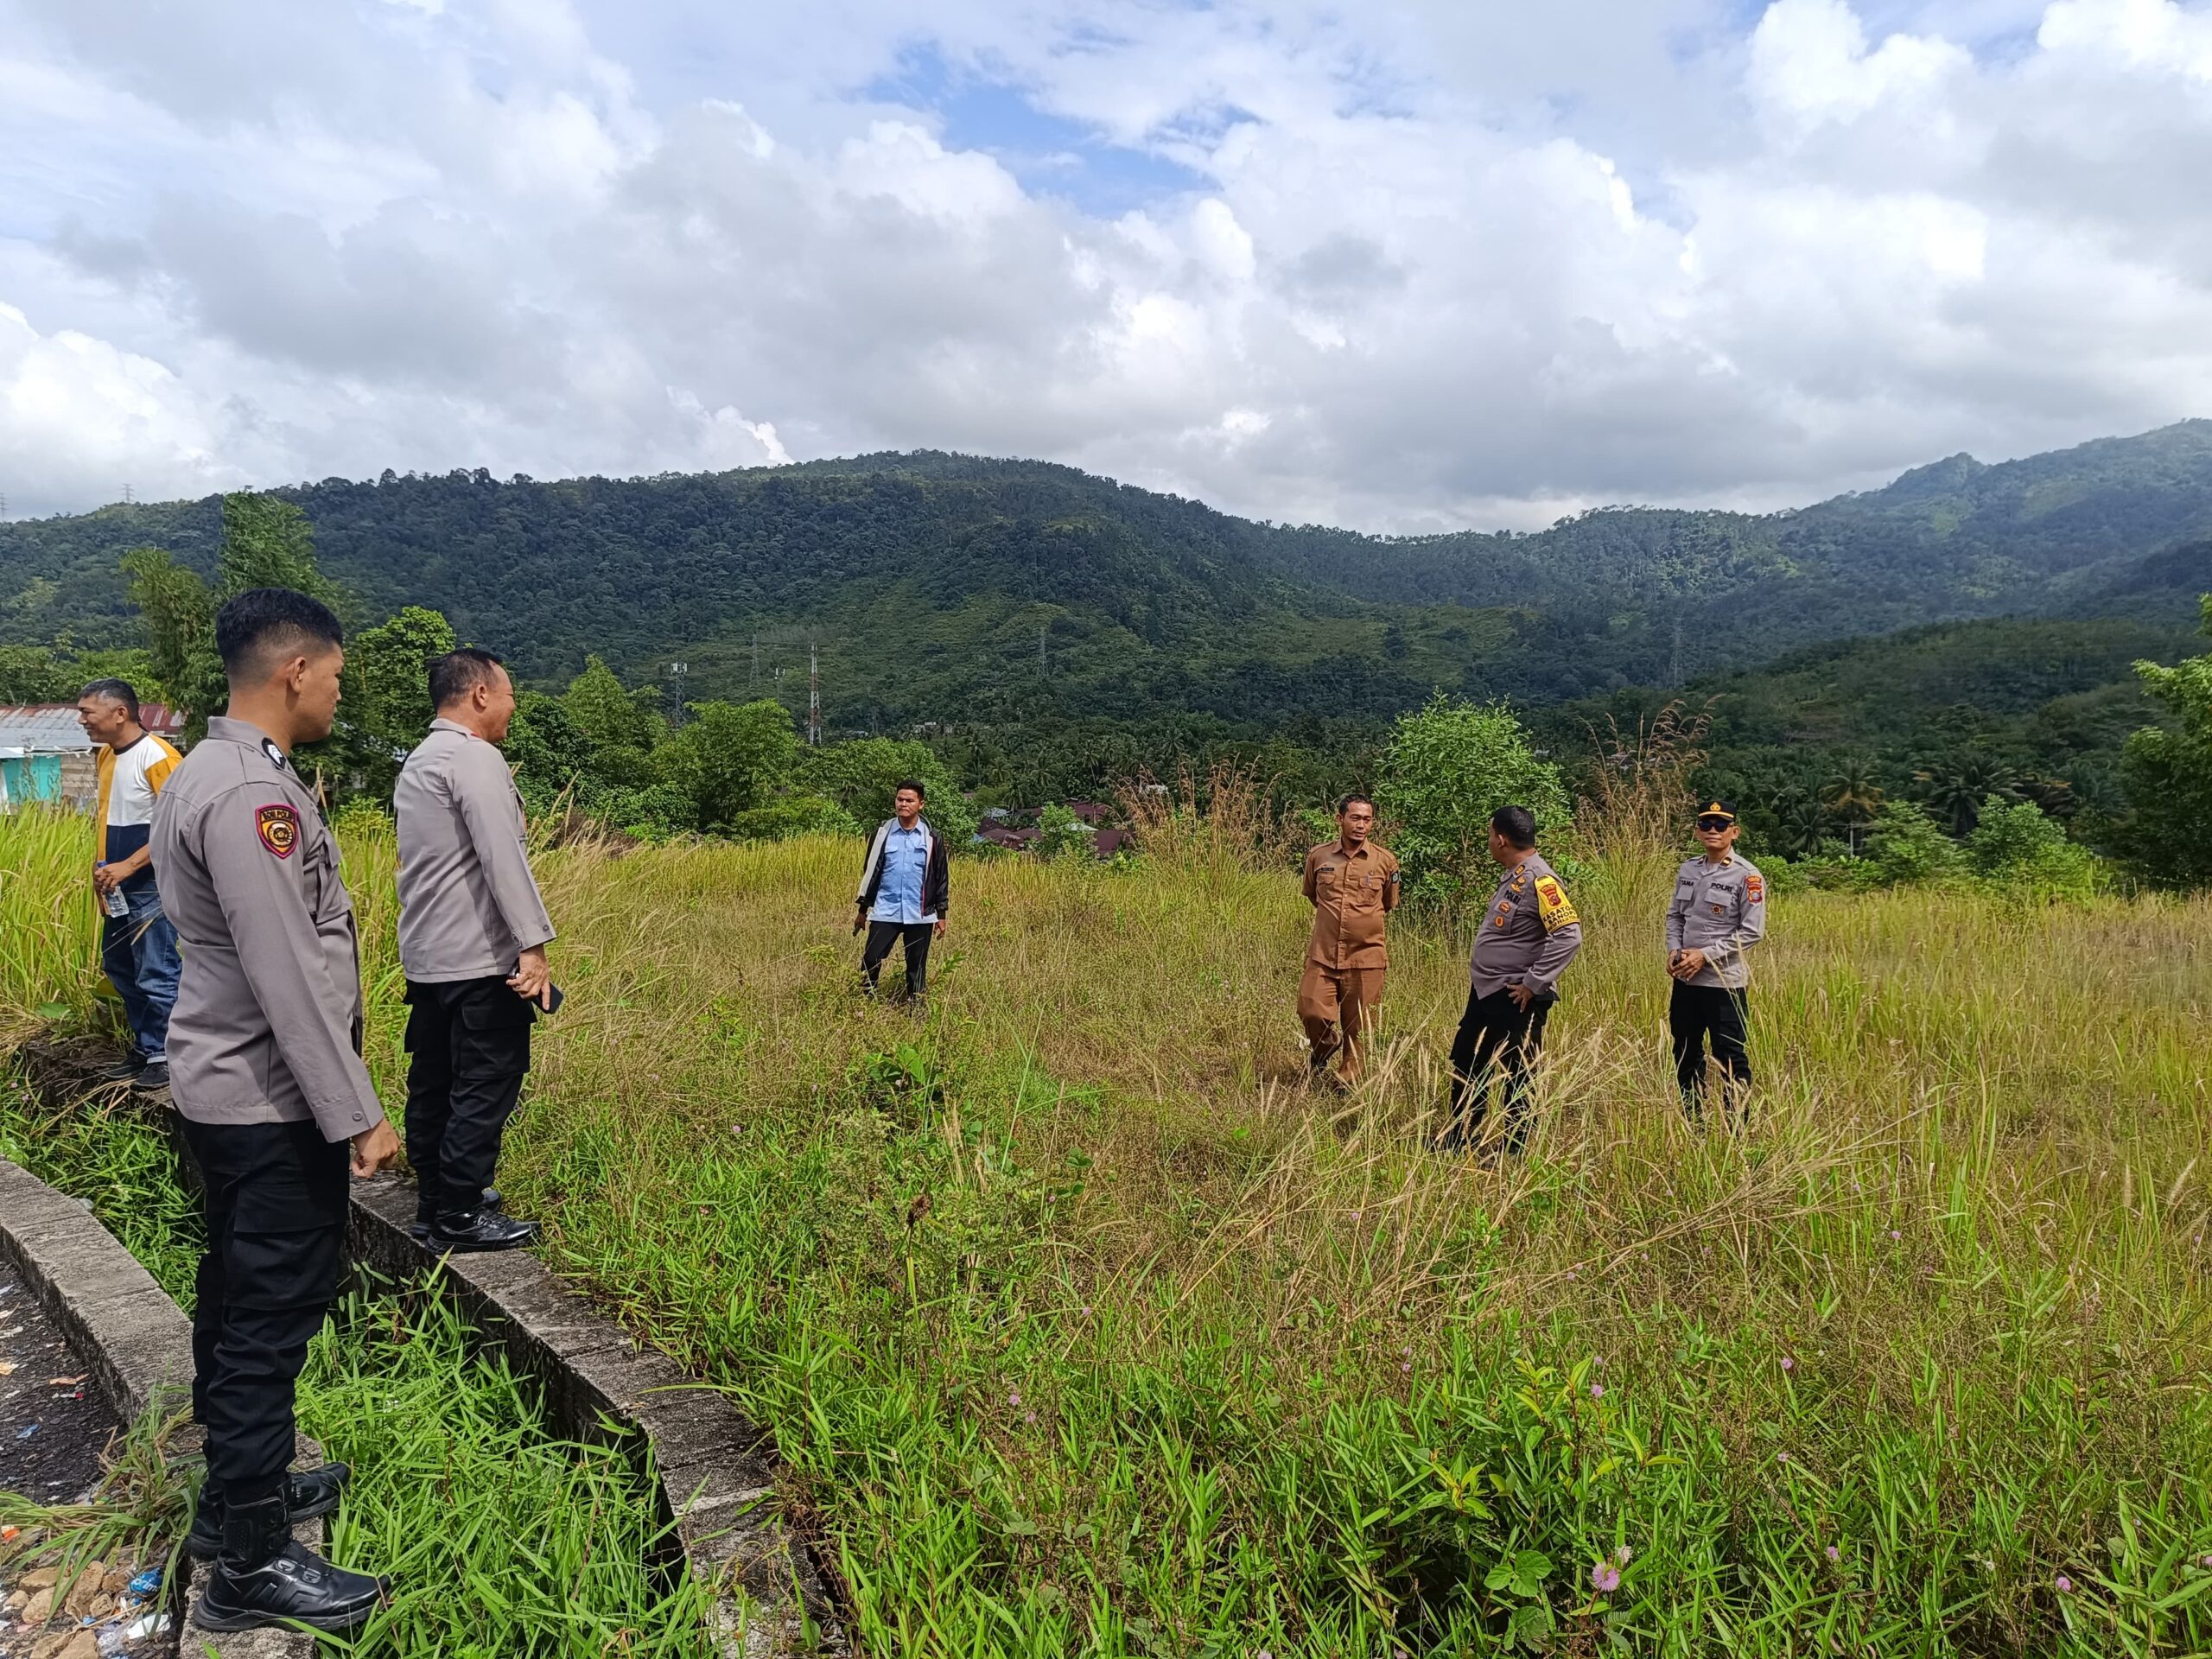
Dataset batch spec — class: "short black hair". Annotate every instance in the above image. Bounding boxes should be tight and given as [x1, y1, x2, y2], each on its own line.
[894, 779, 927, 801]
[1491, 804, 1537, 849]
[216, 588, 344, 683]
[429, 647, 505, 709]
[1338, 792, 1376, 816]
[78, 678, 140, 722]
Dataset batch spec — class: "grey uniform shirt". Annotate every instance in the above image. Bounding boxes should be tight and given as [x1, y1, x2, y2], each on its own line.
[1666, 853, 1767, 989]
[394, 718, 555, 983]
[150, 717, 384, 1142]
[1470, 853, 1585, 999]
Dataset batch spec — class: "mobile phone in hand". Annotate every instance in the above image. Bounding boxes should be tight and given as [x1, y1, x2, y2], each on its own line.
[542, 983, 563, 1015]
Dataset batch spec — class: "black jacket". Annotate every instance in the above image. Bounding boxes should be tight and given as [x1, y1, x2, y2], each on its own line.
[855, 818, 951, 919]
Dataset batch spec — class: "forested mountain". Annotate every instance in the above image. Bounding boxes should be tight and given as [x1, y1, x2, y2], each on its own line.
[3, 424, 2209, 733]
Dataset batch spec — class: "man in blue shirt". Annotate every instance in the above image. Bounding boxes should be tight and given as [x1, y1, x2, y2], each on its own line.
[853, 780, 950, 1005]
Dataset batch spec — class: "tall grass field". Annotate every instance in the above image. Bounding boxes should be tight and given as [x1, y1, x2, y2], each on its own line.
[3, 802, 2208, 1656]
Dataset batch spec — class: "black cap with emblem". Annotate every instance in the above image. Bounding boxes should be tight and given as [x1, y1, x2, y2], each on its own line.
[1694, 799, 1737, 829]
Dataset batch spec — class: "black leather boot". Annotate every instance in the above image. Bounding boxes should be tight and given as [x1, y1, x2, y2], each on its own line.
[187, 1464, 353, 1559]
[191, 1491, 388, 1633]
[429, 1210, 538, 1252]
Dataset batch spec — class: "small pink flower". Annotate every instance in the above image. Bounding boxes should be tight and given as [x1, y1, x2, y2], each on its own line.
[1826, 1545, 1840, 1563]
[1592, 1561, 1621, 1593]
[1777, 1452, 1790, 1463]
[1080, 1303, 1092, 1316]
[2056, 1575, 2074, 1594]
[1590, 1382, 1604, 1399]
[1007, 1389, 1020, 1407]
[1888, 1229, 1900, 1240]
[1400, 1361, 1412, 1374]
[1024, 1411, 1037, 1425]
[1781, 1356, 1796, 1372]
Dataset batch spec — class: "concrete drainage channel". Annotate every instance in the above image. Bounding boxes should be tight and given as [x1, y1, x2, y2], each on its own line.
[7, 1040, 847, 1657]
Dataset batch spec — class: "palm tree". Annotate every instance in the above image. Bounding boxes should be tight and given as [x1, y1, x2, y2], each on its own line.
[1820, 759, 1886, 855]
[1773, 796, 1828, 859]
[1913, 754, 2019, 836]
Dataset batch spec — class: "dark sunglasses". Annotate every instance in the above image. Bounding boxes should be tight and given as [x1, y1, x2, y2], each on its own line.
[1695, 816, 1733, 831]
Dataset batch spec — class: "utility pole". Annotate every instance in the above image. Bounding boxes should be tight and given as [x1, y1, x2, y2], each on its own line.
[668, 661, 688, 728]
[807, 642, 821, 747]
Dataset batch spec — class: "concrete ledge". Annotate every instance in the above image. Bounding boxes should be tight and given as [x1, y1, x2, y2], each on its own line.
[348, 1177, 845, 1655]
[14, 1037, 848, 1656]
[0, 1154, 193, 1424]
[0, 1150, 324, 1659]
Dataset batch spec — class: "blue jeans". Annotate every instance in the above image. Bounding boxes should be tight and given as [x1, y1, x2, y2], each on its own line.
[101, 886, 180, 1060]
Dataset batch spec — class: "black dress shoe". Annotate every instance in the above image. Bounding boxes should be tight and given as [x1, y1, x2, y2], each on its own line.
[130, 1060, 170, 1096]
[481, 1185, 502, 1211]
[191, 1493, 388, 1634]
[99, 1053, 146, 1082]
[428, 1211, 539, 1252]
[187, 1464, 353, 1558]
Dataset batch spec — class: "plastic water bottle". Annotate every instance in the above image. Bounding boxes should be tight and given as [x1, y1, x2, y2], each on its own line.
[96, 862, 130, 919]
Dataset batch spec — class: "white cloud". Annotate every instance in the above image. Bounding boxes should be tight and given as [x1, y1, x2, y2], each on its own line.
[0, 0, 2209, 531]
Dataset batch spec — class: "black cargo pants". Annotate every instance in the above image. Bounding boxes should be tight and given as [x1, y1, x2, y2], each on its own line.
[177, 1116, 348, 1507]
[1443, 986, 1554, 1154]
[1669, 981, 1751, 1122]
[404, 976, 534, 1222]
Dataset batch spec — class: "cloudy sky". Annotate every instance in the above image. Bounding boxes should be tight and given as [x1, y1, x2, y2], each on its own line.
[3, 0, 2210, 530]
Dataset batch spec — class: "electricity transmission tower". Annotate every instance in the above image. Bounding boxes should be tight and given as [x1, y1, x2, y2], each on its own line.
[667, 662, 688, 728]
[807, 643, 821, 747]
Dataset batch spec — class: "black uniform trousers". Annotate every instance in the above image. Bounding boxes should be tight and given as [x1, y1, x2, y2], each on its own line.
[404, 976, 534, 1222]
[861, 921, 934, 1001]
[1444, 986, 1554, 1154]
[177, 1115, 348, 1508]
[1669, 981, 1751, 1120]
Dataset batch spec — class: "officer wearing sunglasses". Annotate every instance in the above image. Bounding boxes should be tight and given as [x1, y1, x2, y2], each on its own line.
[1666, 800, 1766, 1124]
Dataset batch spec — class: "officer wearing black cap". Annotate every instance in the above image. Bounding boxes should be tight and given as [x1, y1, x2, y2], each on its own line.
[150, 588, 396, 1634]
[1666, 799, 1765, 1123]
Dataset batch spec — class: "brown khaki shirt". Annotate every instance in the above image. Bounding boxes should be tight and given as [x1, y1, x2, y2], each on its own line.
[395, 718, 556, 982]
[150, 717, 385, 1141]
[1303, 839, 1401, 969]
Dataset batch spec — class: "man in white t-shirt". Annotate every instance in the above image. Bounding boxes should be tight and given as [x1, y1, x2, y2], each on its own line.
[79, 679, 183, 1094]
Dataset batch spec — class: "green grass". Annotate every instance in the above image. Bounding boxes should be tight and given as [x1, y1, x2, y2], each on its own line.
[0, 1074, 717, 1656]
[6, 804, 2212, 1655]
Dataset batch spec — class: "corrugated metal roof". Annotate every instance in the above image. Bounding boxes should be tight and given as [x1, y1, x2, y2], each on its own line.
[0, 706, 95, 751]
[0, 702, 186, 751]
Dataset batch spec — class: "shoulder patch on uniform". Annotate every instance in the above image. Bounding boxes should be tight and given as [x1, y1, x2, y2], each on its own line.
[1746, 874, 1765, 901]
[260, 738, 289, 772]
[1535, 874, 1579, 931]
[256, 804, 300, 859]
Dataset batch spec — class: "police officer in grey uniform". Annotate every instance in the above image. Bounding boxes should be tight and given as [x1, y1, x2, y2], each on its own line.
[394, 647, 553, 1252]
[1666, 799, 1767, 1123]
[151, 589, 397, 1634]
[1441, 805, 1584, 1156]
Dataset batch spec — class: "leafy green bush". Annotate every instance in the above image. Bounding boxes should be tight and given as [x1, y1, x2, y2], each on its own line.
[798, 737, 979, 847]
[2121, 594, 2212, 887]
[1375, 696, 1568, 910]
[1967, 798, 2102, 899]
[1862, 802, 1967, 886]
[722, 794, 861, 842]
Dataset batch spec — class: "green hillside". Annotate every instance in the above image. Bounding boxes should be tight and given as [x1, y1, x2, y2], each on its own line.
[3, 426, 2208, 734]
[1545, 612, 2202, 848]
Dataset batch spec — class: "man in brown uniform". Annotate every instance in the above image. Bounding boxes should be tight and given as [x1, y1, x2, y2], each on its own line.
[151, 588, 397, 1634]
[1300, 794, 1401, 1086]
